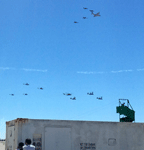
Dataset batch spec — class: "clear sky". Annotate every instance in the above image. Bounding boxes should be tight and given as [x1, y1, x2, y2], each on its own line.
[0, 0, 144, 138]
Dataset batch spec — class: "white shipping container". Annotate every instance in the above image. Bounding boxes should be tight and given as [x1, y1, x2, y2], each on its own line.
[5, 118, 144, 150]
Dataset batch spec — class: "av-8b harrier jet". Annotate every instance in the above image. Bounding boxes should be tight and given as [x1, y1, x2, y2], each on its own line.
[92, 12, 101, 17]
[63, 93, 72, 96]
[87, 92, 94, 95]
[23, 83, 29, 86]
[23, 93, 28, 95]
[70, 97, 76, 100]
[38, 87, 43, 90]
[97, 96, 102, 100]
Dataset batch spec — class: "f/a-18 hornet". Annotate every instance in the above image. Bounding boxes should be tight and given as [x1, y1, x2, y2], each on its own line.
[63, 93, 72, 96]
[70, 97, 76, 100]
[97, 96, 102, 100]
[92, 12, 101, 17]
[87, 92, 94, 95]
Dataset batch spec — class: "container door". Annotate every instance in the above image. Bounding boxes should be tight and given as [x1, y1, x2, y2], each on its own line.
[7, 126, 15, 150]
[45, 127, 71, 150]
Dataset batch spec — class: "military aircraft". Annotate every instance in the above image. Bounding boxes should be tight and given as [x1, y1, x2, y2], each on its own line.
[92, 12, 101, 17]
[23, 93, 28, 95]
[87, 92, 94, 95]
[23, 83, 29, 86]
[74, 21, 78, 23]
[63, 93, 72, 96]
[83, 7, 88, 9]
[89, 10, 94, 14]
[97, 97, 102, 100]
[70, 97, 76, 100]
[37, 87, 43, 90]
[9, 94, 14, 96]
[83, 17, 87, 19]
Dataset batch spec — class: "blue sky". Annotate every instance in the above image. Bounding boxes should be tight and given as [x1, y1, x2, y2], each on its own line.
[0, 0, 144, 138]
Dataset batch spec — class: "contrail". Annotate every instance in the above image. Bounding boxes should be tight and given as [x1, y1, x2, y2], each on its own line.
[0, 67, 16, 70]
[77, 68, 144, 74]
[22, 68, 47, 72]
[111, 69, 133, 73]
[77, 71, 105, 74]
[0, 67, 47, 72]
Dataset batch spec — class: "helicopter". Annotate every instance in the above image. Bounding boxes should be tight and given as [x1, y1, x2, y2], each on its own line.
[97, 96, 102, 100]
[23, 93, 28, 95]
[92, 12, 101, 17]
[23, 83, 29, 86]
[87, 92, 94, 95]
[70, 97, 76, 100]
[83, 7, 88, 9]
[63, 93, 72, 96]
[38, 87, 43, 90]
[9, 94, 14, 96]
[74, 21, 78, 23]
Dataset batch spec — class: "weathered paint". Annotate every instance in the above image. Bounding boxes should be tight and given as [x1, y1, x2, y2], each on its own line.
[5, 118, 144, 150]
[6, 118, 28, 126]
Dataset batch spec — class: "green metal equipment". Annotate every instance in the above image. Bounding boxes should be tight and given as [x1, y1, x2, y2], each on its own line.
[116, 99, 135, 122]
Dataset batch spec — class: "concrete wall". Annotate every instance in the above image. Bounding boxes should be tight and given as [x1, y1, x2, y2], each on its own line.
[6, 118, 144, 150]
[0, 141, 5, 150]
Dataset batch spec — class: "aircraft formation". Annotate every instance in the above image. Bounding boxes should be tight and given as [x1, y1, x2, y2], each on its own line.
[74, 7, 101, 23]
[9, 84, 102, 101]
[63, 92, 103, 101]
[9, 83, 43, 96]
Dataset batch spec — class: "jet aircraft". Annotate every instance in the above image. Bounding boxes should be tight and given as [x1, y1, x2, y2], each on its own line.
[23, 93, 28, 95]
[9, 94, 14, 96]
[74, 21, 78, 23]
[63, 93, 72, 96]
[97, 96, 102, 100]
[70, 97, 76, 100]
[83, 17, 87, 19]
[38, 87, 43, 90]
[87, 92, 94, 95]
[23, 83, 29, 86]
[83, 7, 88, 9]
[92, 12, 101, 17]
[89, 10, 94, 14]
